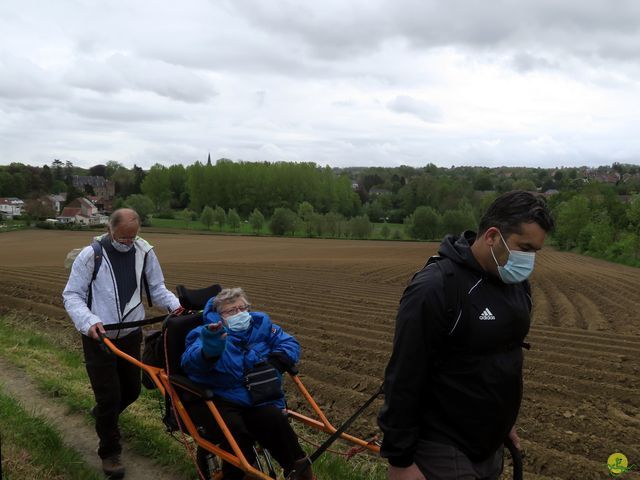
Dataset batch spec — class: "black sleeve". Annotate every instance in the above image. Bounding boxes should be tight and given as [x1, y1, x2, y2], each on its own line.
[377, 265, 449, 467]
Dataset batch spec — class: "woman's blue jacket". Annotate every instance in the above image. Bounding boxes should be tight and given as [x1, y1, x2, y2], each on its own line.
[181, 309, 300, 408]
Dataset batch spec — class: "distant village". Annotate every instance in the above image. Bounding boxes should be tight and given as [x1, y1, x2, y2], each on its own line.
[0, 175, 114, 224]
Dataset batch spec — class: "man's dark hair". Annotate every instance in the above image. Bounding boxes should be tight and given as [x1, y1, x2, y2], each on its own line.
[478, 191, 555, 236]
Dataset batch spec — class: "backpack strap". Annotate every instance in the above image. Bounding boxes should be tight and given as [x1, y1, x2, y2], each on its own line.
[87, 240, 103, 310]
[142, 252, 152, 308]
[87, 239, 153, 309]
[424, 256, 460, 335]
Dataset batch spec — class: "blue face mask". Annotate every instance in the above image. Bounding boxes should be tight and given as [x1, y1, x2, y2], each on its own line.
[111, 240, 133, 253]
[224, 310, 252, 332]
[491, 231, 536, 284]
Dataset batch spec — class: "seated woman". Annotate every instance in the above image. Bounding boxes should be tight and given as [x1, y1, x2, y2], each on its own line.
[181, 287, 314, 480]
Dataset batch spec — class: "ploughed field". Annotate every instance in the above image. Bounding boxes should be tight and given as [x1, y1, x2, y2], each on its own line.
[0, 230, 638, 480]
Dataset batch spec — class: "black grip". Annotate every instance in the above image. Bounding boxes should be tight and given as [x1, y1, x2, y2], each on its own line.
[505, 437, 523, 480]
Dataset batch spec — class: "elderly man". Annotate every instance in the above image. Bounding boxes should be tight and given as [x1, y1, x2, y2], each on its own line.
[378, 191, 554, 480]
[63, 208, 181, 478]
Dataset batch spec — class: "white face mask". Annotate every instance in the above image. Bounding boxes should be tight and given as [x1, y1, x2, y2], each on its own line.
[111, 240, 134, 253]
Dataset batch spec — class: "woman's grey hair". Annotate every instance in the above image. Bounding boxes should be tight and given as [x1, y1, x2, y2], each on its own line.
[214, 287, 249, 311]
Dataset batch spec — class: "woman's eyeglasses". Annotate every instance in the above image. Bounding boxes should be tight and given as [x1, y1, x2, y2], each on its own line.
[220, 304, 251, 316]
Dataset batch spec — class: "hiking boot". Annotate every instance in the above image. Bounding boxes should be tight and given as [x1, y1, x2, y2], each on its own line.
[102, 455, 125, 479]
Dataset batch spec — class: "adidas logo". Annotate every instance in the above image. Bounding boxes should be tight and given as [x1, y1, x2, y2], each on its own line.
[479, 308, 495, 321]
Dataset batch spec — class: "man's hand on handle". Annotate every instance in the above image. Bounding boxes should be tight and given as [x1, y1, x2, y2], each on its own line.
[508, 425, 521, 450]
[389, 463, 426, 480]
[88, 322, 106, 341]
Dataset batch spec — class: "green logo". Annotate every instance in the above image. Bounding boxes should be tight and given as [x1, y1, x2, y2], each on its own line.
[607, 453, 637, 477]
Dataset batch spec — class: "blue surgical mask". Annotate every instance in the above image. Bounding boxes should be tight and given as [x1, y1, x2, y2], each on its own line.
[111, 240, 134, 253]
[224, 310, 252, 332]
[490, 231, 535, 284]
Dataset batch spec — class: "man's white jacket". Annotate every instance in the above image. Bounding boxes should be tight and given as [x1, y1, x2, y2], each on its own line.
[63, 235, 180, 337]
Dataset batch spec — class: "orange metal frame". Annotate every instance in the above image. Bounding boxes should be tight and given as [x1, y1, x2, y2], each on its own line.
[101, 337, 380, 479]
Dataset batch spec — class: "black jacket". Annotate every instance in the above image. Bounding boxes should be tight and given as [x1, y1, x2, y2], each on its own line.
[378, 231, 531, 466]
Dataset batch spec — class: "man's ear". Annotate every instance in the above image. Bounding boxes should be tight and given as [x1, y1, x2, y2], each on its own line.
[483, 227, 500, 247]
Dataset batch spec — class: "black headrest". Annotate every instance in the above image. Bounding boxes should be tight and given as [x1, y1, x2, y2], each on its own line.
[176, 284, 222, 311]
[162, 312, 204, 375]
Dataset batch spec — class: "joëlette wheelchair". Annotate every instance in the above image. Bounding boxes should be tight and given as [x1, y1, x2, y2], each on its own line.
[98, 284, 381, 480]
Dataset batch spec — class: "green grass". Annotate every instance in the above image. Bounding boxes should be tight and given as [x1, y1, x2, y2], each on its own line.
[0, 219, 28, 233]
[0, 391, 104, 480]
[149, 216, 411, 241]
[0, 314, 385, 479]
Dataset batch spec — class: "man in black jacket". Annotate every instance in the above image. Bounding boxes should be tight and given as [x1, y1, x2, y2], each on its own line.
[378, 191, 554, 480]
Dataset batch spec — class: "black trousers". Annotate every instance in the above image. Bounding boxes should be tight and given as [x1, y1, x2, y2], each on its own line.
[206, 399, 306, 479]
[414, 440, 504, 480]
[81, 329, 142, 459]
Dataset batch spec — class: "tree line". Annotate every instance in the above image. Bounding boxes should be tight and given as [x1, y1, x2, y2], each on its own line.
[2, 158, 640, 266]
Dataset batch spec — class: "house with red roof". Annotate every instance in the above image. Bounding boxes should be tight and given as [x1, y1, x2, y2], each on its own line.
[58, 197, 107, 225]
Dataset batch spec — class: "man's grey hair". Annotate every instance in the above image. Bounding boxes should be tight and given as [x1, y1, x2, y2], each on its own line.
[109, 208, 141, 230]
[214, 287, 249, 311]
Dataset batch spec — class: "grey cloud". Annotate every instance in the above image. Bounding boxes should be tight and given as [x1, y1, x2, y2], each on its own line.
[0, 54, 67, 100]
[66, 54, 217, 103]
[510, 53, 557, 73]
[230, 0, 640, 67]
[70, 97, 182, 123]
[388, 95, 442, 123]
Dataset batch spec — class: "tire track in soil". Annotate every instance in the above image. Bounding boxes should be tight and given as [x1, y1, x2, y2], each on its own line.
[0, 357, 184, 480]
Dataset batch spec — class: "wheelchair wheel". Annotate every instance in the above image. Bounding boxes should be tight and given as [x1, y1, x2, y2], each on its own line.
[196, 446, 222, 480]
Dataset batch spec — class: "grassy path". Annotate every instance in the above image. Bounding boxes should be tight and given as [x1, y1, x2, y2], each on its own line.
[0, 357, 185, 480]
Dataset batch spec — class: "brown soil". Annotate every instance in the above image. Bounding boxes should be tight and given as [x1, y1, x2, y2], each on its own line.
[1, 230, 639, 480]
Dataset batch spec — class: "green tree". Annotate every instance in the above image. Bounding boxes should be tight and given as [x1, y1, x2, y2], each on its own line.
[105, 161, 123, 178]
[168, 164, 188, 208]
[298, 201, 315, 236]
[554, 195, 591, 249]
[176, 208, 196, 228]
[227, 208, 241, 231]
[405, 206, 441, 240]
[141, 164, 171, 211]
[577, 212, 614, 255]
[323, 212, 344, 237]
[626, 194, 640, 258]
[111, 167, 136, 198]
[441, 209, 477, 236]
[348, 215, 373, 239]
[125, 194, 154, 224]
[65, 183, 83, 206]
[473, 173, 494, 191]
[213, 206, 226, 230]
[365, 200, 386, 222]
[309, 213, 325, 237]
[248, 208, 265, 234]
[269, 208, 298, 236]
[200, 205, 215, 230]
[51, 180, 66, 194]
[512, 179, 537, 191]
[380, 222, 391, 239]
[51, 159, 64, 181]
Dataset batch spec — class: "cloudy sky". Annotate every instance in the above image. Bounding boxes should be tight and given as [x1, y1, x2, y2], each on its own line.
[1, 0, 639, 170]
